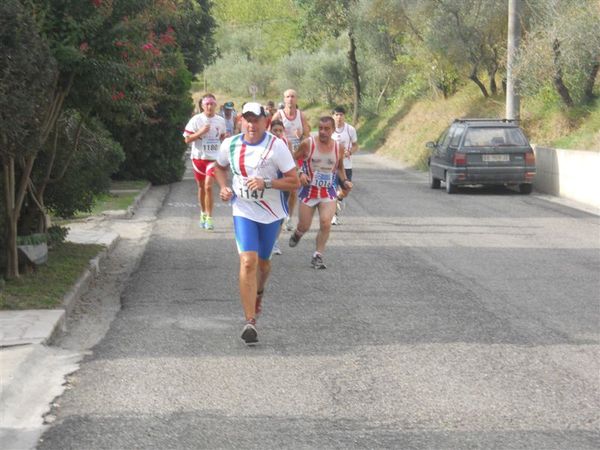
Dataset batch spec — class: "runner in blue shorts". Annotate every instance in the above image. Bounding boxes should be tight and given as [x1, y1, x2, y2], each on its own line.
[214, 102, 300, 345]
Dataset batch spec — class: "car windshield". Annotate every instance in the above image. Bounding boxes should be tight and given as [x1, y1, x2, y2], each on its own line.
[463, 127, 528, 147]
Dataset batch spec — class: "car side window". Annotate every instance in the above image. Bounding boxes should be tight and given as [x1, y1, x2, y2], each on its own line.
[450, 125, 465, 147]
[436, 128, 449, 147]
[439, 127, 453, 149]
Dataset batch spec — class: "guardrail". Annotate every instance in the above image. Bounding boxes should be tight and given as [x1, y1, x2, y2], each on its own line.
[533, 146, 600, 211]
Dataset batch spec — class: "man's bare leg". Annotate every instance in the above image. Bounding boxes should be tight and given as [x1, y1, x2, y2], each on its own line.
[239, 252, 258, 321]
[316, 201, 336, 254]
[204, 177, 215, 229]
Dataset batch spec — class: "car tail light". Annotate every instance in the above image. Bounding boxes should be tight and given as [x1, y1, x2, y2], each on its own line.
[525, 150, 535, 165]
[454, 152, 467, 166]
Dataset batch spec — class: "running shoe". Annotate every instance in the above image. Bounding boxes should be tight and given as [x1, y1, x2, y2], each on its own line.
[311, 253, 327, 269]
[255, 290, 264, 316]
[285, 218, 294, 231]
[205, 216, 214, 230]
[272, 242, 282, 255]
[331, 214, 339, 225]
[289, 231, 302, 247]
[241, 320, 258, 344]
[199, 212, 207, 229]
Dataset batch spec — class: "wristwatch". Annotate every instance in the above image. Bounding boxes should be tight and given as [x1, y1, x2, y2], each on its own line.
[264, 178, 272, 189]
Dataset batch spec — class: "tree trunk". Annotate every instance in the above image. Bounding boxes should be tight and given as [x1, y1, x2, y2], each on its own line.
[3, 153, 37, 279]
[488, 65, 498, 96]
[376, 76, 391, 114]
[552, 39, 574, 107]
[583, 61, 599, 103]
[469, 66, 489, 97]
[347, 29, 361, 124]
[3, 155, 18, 279]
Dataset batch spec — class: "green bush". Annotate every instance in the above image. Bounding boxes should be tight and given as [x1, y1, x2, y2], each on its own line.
[16, 233, 47, 246]
[113, 55, 192, 185]
[41, 114, 125, 218]
[47, 225, 69, 247]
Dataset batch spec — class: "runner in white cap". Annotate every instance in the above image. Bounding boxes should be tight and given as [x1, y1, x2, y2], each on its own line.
[214, 102, 300, 345]
[183, 93, 227, 230]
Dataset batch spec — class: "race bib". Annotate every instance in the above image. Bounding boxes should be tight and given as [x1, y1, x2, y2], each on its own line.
[290, 137, 301, 151]
[201, 138, 220, 156]
[232, 176, 265, 201]
[311, 171, 334, 189]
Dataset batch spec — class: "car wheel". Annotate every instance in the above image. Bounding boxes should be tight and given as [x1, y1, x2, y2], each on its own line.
[429, 166, 441, 189]
[519, 183, 533, 194]
[445, 172, 457, 194]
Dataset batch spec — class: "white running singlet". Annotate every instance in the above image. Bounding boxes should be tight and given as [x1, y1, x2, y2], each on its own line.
[183, 113, 227, 160]
[217, 132, 296, 224]
[332, 123, 358, 169]
[280, 109, 304, 151]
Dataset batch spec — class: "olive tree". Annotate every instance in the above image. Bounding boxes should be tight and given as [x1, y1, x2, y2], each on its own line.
[515, 0, 599, 106]
[426, 0, 508, 98]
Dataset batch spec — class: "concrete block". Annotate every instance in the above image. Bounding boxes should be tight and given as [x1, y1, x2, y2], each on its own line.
[533, 146, 600, 211]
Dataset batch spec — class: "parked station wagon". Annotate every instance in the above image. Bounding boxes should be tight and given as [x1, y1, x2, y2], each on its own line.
[427, 118, 536, 194]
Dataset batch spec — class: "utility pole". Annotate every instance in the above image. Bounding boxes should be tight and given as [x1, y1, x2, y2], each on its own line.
[506, 0, 521, 120]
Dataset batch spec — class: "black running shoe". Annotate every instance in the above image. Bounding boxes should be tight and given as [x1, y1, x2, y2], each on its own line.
[311, 254, 327, 269]
[241, 321, 258, 344]
[289, 231, 302, 247]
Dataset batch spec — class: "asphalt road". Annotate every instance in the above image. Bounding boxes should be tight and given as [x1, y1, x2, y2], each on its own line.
[39, 154, 600, 449]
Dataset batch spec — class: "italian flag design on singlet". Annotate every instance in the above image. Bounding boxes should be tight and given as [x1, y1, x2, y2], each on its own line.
[228, 134, 287, 219]
[301, 137, 339, 201]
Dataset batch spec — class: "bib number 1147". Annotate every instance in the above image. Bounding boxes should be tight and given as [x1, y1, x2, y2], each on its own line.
[239, 187, 265, 200]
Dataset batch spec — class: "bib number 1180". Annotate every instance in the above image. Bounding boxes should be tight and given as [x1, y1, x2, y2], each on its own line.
[239, 188, 265, 200]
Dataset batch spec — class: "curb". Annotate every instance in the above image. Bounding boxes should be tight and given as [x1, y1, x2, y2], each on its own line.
[47, 234, 120, 345]
[127, 183, 152, 218]
[102, 183, 151, 220]
[46, 183, 152, 344]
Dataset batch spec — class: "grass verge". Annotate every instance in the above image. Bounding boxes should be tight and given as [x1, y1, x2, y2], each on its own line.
[69, 180, 147, 220]
[0, 242, 104, 310]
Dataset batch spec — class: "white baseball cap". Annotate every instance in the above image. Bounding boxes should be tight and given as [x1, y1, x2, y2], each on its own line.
[242, 102, 266, 117]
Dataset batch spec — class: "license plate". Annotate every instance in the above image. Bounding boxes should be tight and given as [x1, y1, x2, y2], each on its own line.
[482, 154, 510, 162]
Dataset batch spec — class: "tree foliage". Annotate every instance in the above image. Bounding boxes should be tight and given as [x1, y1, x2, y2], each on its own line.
[515, 0, 600, 106]
[1, 0, 218, 279]
[0, 0, 58, 279]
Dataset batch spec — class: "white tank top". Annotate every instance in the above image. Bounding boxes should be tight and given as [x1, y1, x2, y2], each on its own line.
[280, 109, 304, 151]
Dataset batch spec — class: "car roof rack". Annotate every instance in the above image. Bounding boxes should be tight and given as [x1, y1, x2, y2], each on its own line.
[453, 118, 517, 123]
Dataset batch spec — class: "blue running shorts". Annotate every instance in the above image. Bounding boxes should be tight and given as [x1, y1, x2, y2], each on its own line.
[233, 216, 283, 260]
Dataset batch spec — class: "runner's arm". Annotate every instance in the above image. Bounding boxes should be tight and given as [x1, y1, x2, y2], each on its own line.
[293, 138, 309, 163]
[250, 168, 299, 192]
[300, 111, 311, 139]
[214, 163, 233, 201]
[337, 146, 352, 191]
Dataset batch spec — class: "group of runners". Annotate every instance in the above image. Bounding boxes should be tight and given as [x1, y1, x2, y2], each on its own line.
[183, 89, 359, 344]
